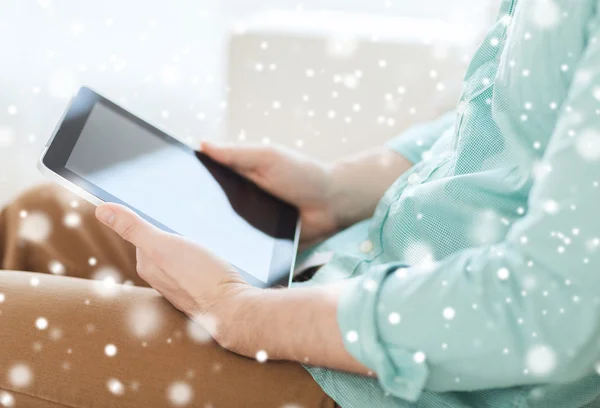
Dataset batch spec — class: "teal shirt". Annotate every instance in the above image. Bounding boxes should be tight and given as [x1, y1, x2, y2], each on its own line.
[296, 1, 600, 407]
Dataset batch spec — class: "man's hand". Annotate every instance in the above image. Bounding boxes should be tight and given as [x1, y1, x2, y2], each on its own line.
[201, 142, 339, 246]
[95, 202, 370, 376]
[202, 142, 414, 245]
[95, 203, 254, 343]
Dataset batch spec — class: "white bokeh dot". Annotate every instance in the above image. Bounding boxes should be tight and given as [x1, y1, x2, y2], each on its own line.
[388, 312, 401, 325]
[63, 212, 82, 228]
[575, 129, 600, 161]
[19, 211, 52, 243]
[105, 344, 117, 357]
[413, 351, 426, 364]
[543, 200, 560, 215]
[443, 307, 456, 320]
[0, 391, 14, 407]
[526, 344, 557, 377]
[346, 330, 358, 343]
[256, 350, 268, 363]
[35, 317, 48, 331]
[107, 378, 125, 396]
[530, 0, 561, 29]
[92, 267, 122, 297]
[167, 381, 193, 406]
[128, 301, 162, 338]
[48, 260, 65, 275]
[8, 363, 33, 388]
[497, 267, 510, 280]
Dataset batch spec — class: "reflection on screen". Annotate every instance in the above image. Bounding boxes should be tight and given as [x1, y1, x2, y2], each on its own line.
[66, 103, 277, 283]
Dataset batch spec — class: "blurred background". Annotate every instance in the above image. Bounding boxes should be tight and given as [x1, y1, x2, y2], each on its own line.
[0, 0, 500, 205]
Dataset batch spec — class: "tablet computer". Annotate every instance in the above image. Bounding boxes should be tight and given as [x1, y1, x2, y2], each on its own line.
[38, 87, 300, 288]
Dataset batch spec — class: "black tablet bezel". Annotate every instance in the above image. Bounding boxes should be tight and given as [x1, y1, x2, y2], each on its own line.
[41, 87, 300, 288]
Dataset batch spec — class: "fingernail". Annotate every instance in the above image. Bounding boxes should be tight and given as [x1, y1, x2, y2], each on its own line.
[96, 206, 116, 226]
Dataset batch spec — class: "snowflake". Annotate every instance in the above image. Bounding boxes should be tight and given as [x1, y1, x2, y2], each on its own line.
[35, 317, 48, 330]
[443, 307, 456, 320]
[105, 344, 117, 357]
[186, 317, 213, 344]
[362, 278, 378, 292]
[543, 200, 559, 214]
[326, 38, 358, 58]
[413, 351, 426, 363]
[497, 267, 510, 280]
[256, 350, 268, 363]
[107, 378, 125, 396]
[48, 260, 65, 275]
[19, 211, 52, 243]
[92, 267, 122, 297]
[167, 381, 193, 406]
[346, 330, 358, 343]
[471, 209, 503, 244]
[8, 364, 32, 388]
[0, 391, 15, 407]
[388, 312, 401, 325]
[526, 344, 557, 376]
[530, 0, 561, 29]
[127, 301, 162, 338]
[403, 241, 434, 266]
[575, 129, 600, 161]
[50, 327, 63, 341]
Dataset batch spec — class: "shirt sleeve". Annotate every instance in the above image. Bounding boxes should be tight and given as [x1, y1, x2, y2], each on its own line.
[385, 110, 456, 165]
[337, 22, 600, 403]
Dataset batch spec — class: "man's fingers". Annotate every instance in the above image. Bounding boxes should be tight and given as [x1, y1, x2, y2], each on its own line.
[95, 203, 162, 252]
[200, 141, 269, 172]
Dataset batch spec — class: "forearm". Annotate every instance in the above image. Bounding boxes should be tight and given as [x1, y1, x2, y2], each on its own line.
[326, 148, 413, 229]
[216, 284, 371, 375]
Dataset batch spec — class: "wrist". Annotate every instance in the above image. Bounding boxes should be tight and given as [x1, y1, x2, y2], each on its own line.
[207, 284, 261, 353]
[324, 160, 355, 231]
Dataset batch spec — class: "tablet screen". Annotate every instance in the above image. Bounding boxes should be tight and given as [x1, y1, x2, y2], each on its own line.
[42, 88, 298, 288]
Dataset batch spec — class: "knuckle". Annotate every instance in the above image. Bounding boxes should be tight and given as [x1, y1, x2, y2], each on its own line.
[119, 222, 137, 242]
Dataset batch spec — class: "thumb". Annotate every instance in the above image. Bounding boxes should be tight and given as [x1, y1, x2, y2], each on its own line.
[95, 203, 164, 252]
[200, 141, 269, 172]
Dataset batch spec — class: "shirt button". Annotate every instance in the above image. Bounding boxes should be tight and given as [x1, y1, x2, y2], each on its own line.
[360, 240, 373, 254]
[457, 100, 468, 114]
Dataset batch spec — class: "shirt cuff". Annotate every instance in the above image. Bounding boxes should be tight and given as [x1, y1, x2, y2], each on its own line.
[337, 264, 429, 402]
